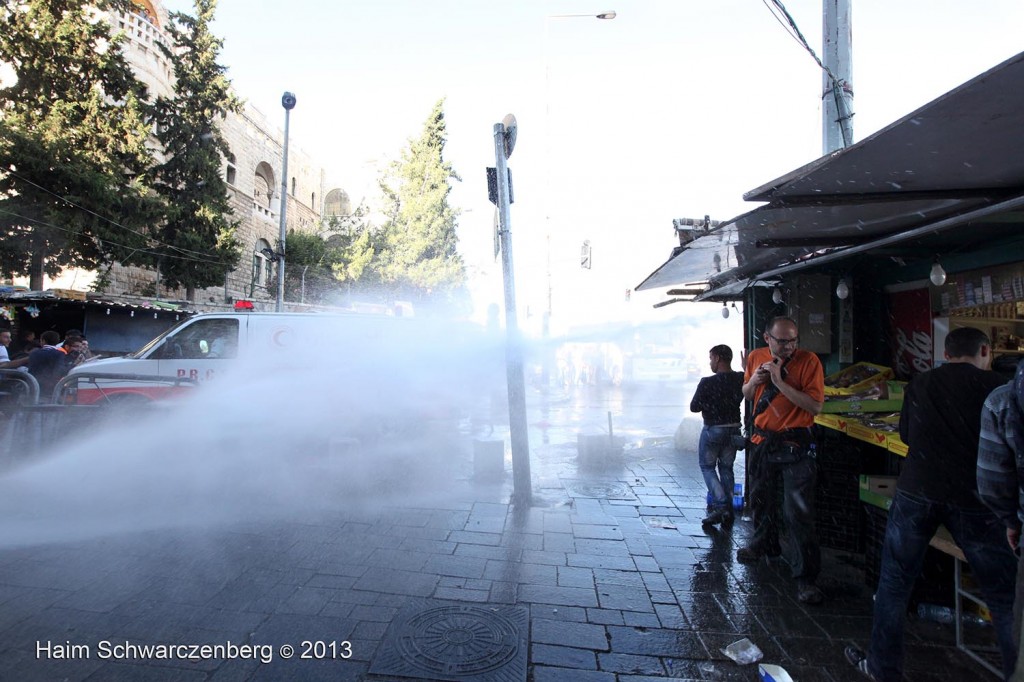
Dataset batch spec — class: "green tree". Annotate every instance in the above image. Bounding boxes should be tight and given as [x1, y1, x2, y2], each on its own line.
[0, 0, 158, 290]
[147, 0, 241, 301]
[282, 204, 378, 305]
[373, 99, 468, 312]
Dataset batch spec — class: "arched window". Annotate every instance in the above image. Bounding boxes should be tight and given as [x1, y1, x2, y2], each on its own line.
[254, 162, 275, 209]
[252, 238, 274, 291]
[225, 152, 237, 186]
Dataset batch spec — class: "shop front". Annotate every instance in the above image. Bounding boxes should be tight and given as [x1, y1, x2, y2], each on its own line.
[638, 50, 1024, 674]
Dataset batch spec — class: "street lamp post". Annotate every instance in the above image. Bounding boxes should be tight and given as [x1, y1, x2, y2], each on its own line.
[276, 91, 296, 312]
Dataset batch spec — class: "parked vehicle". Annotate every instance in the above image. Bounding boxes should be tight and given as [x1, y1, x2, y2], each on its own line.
[61, 311, 491, 412]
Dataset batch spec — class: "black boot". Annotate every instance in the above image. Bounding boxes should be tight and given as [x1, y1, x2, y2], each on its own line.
[701, 508, 729, 526]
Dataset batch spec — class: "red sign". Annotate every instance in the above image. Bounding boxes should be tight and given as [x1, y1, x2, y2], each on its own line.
[888, 287, 933, 379]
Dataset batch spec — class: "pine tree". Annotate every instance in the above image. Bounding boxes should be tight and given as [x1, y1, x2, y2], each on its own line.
[147, 0, 241, 301]
[0, 0, 159, 290]
[374, 99, 468, 312]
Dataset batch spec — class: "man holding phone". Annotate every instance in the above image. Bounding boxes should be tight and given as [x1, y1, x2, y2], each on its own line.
[738, 316, 825, 605]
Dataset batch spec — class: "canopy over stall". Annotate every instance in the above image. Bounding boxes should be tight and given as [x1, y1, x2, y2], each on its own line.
[637, 51, 1024, 300]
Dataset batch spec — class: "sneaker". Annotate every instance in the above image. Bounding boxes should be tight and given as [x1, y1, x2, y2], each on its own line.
[796, 581, 824, 605]
[843, 645, 878, 680]
[701, 508, 729, 526]
[736, 543, 781, 563]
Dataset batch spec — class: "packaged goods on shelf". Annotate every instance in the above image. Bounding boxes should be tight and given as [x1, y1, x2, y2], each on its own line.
[824, 362, 894, 396]
[821, 378, 903, 413]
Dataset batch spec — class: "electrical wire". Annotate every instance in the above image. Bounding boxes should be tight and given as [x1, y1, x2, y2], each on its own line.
[1, 163, 234, 262]
[0, 208, 224, 265]
[761, 0, 852, 147]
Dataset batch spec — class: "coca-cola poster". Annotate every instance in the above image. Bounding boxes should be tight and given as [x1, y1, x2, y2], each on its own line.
[888, 287, 933, 378]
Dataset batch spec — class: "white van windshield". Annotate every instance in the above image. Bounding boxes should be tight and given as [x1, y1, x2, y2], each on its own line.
[129, 317, 241, 360]
[151, 318, 240, 360]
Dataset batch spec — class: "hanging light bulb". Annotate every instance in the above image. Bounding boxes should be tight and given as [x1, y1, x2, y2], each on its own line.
[929, 260, 947, 286]
[836, 278, 850, 300]
[772, 287, 783, 305]
[721, 303, 730, 319]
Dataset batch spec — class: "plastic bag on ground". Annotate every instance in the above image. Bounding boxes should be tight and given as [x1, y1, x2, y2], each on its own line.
[721, 637, 763, 665]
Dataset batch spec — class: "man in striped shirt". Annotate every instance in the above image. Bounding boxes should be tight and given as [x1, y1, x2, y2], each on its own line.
[978, 360, 1024, 681]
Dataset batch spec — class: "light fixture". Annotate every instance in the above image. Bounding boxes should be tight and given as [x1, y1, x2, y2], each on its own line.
[721, 303, 730, 319]
[929, 259, 947, 286]
[772, 287, 783, 305]
[836, 278, 850, 300]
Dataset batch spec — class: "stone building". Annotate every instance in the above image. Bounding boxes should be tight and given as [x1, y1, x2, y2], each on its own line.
[13, 0, 348, 306]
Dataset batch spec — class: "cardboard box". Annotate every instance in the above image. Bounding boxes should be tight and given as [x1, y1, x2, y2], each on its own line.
[846, 421, 892, 449]
[859, 475, 898, 510]
[824, 362, 894, 396]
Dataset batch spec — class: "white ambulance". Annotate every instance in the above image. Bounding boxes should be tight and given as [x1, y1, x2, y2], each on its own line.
[62, 311, 416, 406]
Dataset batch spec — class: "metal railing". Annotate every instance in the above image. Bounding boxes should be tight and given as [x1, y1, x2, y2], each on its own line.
[0, 369, 40, 405]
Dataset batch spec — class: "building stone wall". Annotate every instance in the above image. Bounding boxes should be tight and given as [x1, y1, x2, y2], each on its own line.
[13, 0, 345, 306]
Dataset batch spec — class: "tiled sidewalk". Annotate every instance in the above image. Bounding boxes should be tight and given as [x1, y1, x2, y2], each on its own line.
[0, 434, 1001, 681]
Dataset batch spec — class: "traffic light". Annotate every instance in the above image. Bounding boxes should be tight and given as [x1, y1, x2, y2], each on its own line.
[580, 240, 592, 269]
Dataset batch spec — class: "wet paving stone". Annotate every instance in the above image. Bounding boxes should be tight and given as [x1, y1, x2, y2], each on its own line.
[532, 643, 598, 669]
[519, 584, 598, 608]
[0, 410, 1005, 681]
[596, 584, 654, 612]
[532, 666, 615, 682]
[606, 625, 709, 659]
[598, 651, 665, 675]
[533, 618, 609, 650]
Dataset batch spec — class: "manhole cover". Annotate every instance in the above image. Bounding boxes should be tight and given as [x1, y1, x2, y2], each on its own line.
[563, 480, 635, 500]
[370, 601, 527, 681]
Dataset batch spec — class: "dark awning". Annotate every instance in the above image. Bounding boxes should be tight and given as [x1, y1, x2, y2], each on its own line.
[637, 50, 1024, 296]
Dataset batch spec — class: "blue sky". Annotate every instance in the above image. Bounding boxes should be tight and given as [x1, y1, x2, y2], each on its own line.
[162, 0, 1024, 330]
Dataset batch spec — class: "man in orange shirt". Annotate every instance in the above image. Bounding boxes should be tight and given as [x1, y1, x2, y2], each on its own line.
[738, 316, 825, 604]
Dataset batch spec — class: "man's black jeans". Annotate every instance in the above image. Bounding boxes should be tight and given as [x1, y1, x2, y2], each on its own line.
[747, 437, 820, 581]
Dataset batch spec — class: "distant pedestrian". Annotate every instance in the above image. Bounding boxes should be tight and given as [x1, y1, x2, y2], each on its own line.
[0, 328, 29, 370]
[9, 329, 40, 356]
[977, 359, 1024, 682]
[26, 330, 70, 402]
[846, 326, 1016, 681]
[690, 344, 744, 527]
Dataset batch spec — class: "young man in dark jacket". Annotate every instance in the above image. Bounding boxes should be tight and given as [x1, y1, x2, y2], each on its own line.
[847, 326, 1016, 681]
[690, 344, 744, 527]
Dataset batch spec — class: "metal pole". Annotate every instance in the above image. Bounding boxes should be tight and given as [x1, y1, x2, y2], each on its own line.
[822, 0, 853, 154]
[493, 122, 532, 506]
[276, 93, 295, 312]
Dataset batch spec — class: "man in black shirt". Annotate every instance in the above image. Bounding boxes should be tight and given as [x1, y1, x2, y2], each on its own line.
[846, 327, 1016, 681]
[690, 344, 745, 527]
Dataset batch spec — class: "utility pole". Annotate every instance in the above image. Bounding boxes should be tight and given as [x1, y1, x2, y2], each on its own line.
[822, 0, 853, 154]
[276, 92, 296, 312]
[490, 115, 532, 506]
